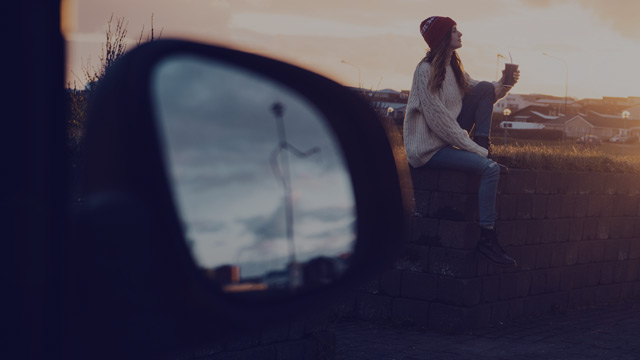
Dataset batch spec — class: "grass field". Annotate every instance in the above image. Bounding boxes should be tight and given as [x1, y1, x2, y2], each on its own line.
[492, 141, 640, 174]
[383, 120, 640, 174]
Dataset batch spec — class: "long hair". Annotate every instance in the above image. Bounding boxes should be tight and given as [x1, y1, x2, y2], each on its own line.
[423, 29, 468, 94]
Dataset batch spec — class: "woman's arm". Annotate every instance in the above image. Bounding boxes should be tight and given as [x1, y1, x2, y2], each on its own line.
[414, 64, 488, 157]
[465, 71, 511, 102]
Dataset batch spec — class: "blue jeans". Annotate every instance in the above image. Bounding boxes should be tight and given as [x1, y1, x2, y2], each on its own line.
[457, 81, 495, 137]
[425, 82, 499, 227]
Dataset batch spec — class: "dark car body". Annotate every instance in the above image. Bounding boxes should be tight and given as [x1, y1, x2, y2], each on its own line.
[576, 135, 602, 145]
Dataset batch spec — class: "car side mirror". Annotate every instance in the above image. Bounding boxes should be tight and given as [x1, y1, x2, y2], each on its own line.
[72, 39, 407, 355]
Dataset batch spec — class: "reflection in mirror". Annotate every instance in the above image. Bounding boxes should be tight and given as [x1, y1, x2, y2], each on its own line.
[152, 55, 356, 295]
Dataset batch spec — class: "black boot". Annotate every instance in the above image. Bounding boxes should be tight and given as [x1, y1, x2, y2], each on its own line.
[478, 227, 517, 266]
[474, 136, 509, 174]
[474, 135, 491, 155]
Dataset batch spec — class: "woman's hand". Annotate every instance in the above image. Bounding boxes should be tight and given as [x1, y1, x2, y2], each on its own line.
[511, 69, 520, 85]
[501, 69, 520, 88]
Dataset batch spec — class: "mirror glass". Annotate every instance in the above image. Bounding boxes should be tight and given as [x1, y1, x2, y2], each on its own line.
[152, 55, 356, 294]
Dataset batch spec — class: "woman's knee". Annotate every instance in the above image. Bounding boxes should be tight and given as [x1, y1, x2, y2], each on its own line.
[473, 81, 495, 101]
[481, 160, 500, 178]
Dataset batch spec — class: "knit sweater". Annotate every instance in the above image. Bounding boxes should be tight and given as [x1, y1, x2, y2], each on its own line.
[403, 60, 510, 168]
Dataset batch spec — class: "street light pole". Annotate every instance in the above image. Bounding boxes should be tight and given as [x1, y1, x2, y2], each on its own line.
[622, 110, 631, 136]
[542, 52, 569, 115]
[341, 60, 362, 89]
[503, 108, 511, 145]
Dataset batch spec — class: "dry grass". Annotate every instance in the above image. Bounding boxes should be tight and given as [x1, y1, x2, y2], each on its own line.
[492, 142, 640, 174]
[385, 119, 640, 174]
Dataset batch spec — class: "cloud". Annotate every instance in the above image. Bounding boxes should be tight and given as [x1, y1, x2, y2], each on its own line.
[521, 0, 556, 7]
[230, 0, 509, 28]
[176, 169, 260, 191]
[307, 220, 356, 241]
[240, 203, 354, 243]
[519, 0, 640, 40]
[299, 207, 354, 223]
[190, 219, 226, 233]
[241, 203, 287, 243]
[75, 0, 232, 37]
[578, 0, 640, 39]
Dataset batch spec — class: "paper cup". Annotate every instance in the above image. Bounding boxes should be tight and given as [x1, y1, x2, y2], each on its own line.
[504, 63, 519, 86]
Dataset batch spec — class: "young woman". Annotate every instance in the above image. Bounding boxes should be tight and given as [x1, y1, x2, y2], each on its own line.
[404, 16, 520, 265]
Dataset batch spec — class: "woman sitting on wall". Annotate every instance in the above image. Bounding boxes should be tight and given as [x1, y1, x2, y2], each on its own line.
[403, 16, 520, 265]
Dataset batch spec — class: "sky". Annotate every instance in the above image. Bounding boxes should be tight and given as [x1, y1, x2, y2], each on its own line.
[62, 0, 640, 100]
[153, 55, 356, 277]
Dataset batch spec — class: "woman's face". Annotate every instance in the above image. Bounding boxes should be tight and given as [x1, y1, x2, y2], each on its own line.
[449, 26, 462, 50]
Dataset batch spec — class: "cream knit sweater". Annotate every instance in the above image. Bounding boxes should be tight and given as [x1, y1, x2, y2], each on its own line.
[403, 60, 510, 168]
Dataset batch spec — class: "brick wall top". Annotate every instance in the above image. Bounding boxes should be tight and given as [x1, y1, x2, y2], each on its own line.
[409, 167, 640, 196]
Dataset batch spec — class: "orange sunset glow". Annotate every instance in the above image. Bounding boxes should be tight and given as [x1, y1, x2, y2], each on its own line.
[63, 0, 640, 100]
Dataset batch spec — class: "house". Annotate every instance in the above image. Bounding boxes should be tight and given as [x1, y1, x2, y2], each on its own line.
[602, 96, 640, 107]
[624, 104, 640, 120]
[495, 93, 581, 115]
[541, 116, 571, 133]
[493, 93, 536, 113]
[508, 105, 564, 123]
[563, 111, 640, 139]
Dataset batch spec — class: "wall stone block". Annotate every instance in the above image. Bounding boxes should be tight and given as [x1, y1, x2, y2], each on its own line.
[409, 166, 439, 191]
[437, 220, 478, 249]
[515, 195, 533, 219]
[596, 218, 610, 240]
[505, 170, 536, 195]
[600, 262, 614, 284]
[393, 244, 429, 272]
[587, 262, 603, 287]
[629, 239, 640, 260]
[438, 169, 479, 193]
[573, 195, 588, 218]
[568, 219, 584, 242]
[545, 196, 562, 219]
[534, 171, 552, 194]
[411, 217, 439, 245]
[587, 195, 602, 217]
[535, 244, 554, 269]
[532, 196, 548, 219]
[600, 195, 615, 217]
[429, 192, 476, 221]
[412, 189, 432, 217]
[565, 243, 579, 266]
[437, 276, 482, 306]
[497, 195, 517, 220]
[553, 219, 571, 243]
[481, 276, 500, 303]
[400, 271, 437, 301]
[427, 248, 478, 278]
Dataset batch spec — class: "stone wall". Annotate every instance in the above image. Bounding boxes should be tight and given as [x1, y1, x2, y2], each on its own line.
[348, 167, 640, 333]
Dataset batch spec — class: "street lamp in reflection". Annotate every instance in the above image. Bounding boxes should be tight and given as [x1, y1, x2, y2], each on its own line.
[503, 108, 511, 145]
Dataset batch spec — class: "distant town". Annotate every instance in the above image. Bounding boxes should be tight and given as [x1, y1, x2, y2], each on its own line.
[204, 252, 352, 294]
[353, 87, 640, 143]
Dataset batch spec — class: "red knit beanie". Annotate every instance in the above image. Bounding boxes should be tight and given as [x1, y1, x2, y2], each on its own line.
[420, 16, 456, 49]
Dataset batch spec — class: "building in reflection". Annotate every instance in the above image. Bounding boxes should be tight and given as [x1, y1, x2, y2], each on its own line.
[204, 253, 352, 292]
